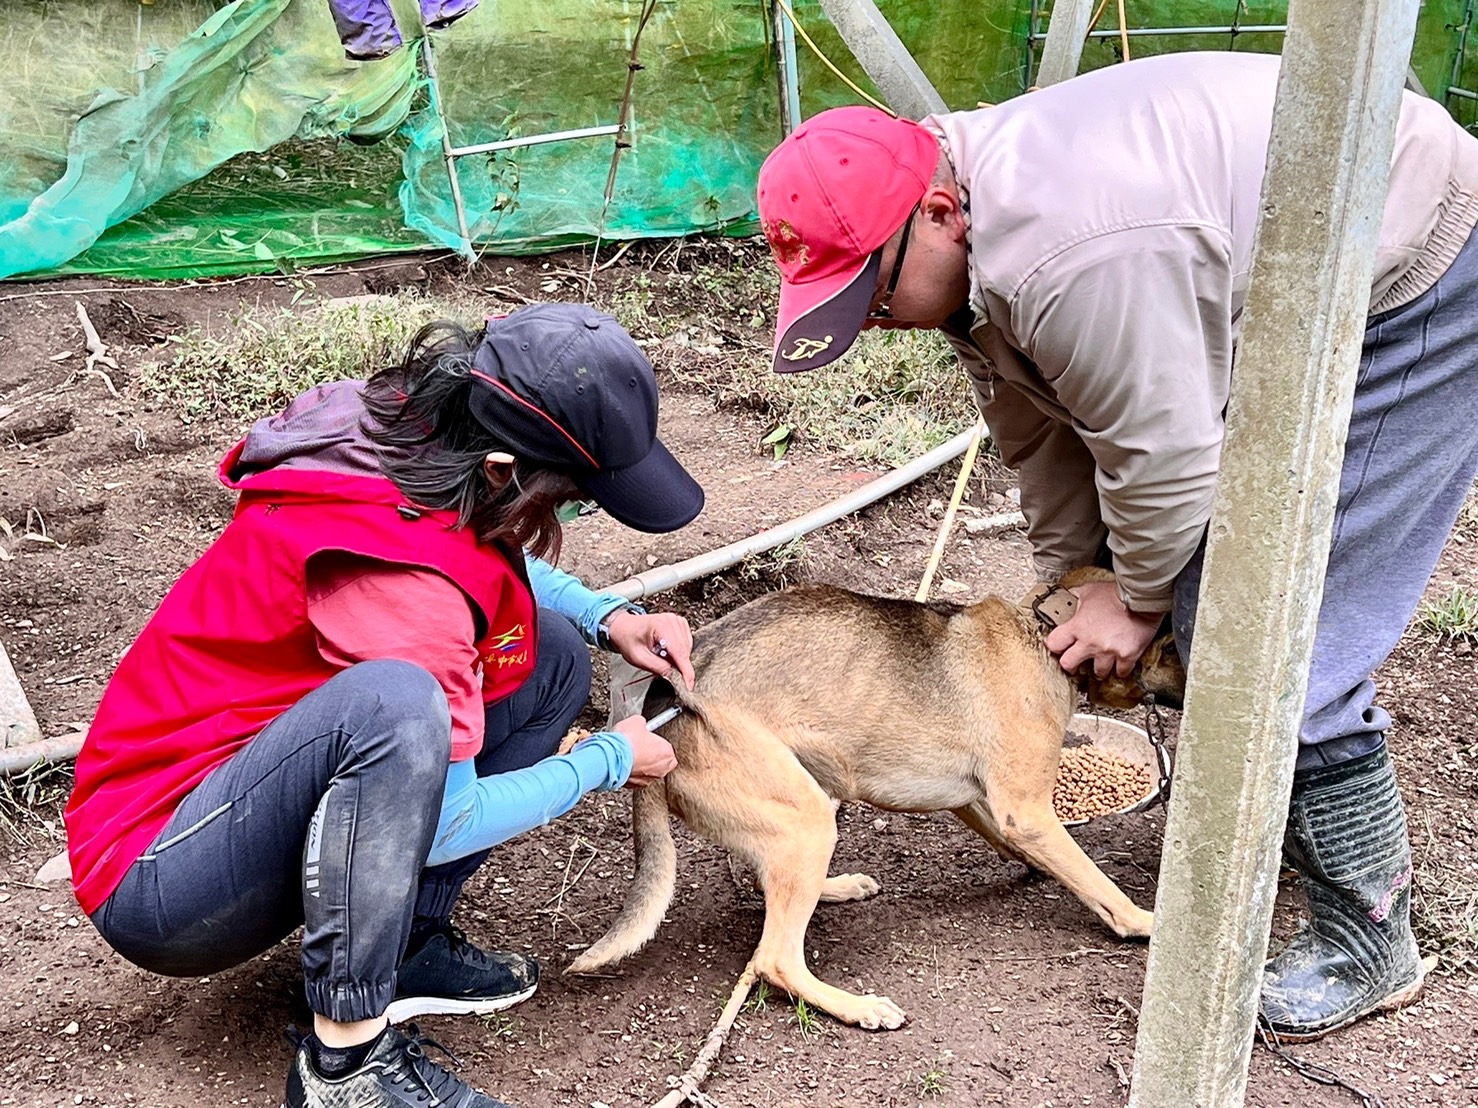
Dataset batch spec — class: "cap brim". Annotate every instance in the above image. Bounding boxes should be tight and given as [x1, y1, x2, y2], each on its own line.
[577, 437, 704, 534]
[770, 250, 881, 375]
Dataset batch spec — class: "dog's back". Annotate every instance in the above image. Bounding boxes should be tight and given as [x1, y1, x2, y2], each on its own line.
[656, 585, 1072, 807]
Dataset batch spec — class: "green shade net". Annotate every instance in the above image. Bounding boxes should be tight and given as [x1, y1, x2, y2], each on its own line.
[0, 0, 1473, 281]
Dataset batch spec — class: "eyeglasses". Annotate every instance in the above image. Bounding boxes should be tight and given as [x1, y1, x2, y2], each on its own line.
[866, 204, 918, 322]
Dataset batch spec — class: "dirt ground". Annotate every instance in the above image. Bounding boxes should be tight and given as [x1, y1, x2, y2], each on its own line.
[1, 247, 1475, 1108]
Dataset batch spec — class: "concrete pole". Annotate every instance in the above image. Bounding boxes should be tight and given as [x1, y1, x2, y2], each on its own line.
[1127, 1, 1421, 1105]
[1034, 0, 1098, 87]
[0, 640, 41, 749]
[812, 0, 947, 117]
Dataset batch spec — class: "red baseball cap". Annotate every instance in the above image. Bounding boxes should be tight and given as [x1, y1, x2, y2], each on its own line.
[757, 107, 940, 373]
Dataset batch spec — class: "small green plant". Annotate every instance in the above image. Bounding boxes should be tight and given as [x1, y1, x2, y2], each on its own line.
[479, 1012, 521, 1039]
[1417, 585, 1478, 640]
[737, 537, 808, 588]
[759, 422, 792, 461]
[790, 998, 824, 1041]
[744, 979, 771, 1014]
[917, 1063, 951, 1098]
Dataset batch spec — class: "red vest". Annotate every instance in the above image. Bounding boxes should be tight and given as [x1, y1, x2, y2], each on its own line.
[65, 445, 537, 914]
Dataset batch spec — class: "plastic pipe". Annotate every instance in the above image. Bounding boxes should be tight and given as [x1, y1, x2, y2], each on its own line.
[0, 730, 85, 776]
[602, 424, 993, 600]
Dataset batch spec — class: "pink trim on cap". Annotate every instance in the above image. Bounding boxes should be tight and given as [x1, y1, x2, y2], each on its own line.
[470, 370, 599, 467]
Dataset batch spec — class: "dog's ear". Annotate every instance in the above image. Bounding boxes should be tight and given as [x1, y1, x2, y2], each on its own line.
[1137, 632, 1186, 711]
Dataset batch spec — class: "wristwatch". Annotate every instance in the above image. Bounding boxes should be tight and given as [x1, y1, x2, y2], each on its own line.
[596, 603, 646, 650]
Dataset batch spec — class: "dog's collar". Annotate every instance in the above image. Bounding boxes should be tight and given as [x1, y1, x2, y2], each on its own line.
[1021, 582, 1079, 631]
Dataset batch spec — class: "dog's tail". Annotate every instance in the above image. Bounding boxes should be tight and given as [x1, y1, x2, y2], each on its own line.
[564, 682, 685, 975]
[564, 762, 678, 975]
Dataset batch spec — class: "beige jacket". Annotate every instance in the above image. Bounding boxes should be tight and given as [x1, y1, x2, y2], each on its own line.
[924, 51, 1478, 612]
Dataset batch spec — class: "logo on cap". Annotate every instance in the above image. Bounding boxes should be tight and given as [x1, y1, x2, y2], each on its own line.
[762, 219, 809, 269]
[781, 336, 834, 362]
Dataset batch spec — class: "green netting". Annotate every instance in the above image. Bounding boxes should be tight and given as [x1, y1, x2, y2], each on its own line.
[0, 0, 1473, 282]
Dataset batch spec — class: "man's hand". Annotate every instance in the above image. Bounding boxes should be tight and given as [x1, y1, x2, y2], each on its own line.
[1045, 580, 1163, 678]
[604, 610, 696, 689]
[610, 713, 678, 789]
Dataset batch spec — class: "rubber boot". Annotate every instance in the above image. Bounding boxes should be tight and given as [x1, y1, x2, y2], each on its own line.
[1259, 743, 1425, 1041]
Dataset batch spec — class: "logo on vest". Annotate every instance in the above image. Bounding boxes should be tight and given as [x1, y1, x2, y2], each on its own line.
[781, 335, 833, 362]
[483, 623, 529, 670]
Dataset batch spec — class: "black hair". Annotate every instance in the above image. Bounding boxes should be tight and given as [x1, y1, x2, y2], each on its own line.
[360, 320, 577, 561]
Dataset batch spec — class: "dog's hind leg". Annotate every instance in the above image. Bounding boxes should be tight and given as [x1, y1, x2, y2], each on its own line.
[966, 797, 1153, 939]
[951, 803, 1029, 867]
[747, 811, 906, 1030]
[707, 746, 904, 1030]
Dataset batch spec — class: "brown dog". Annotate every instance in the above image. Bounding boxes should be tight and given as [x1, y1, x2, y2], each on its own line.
[566, 571, 1184, 1030]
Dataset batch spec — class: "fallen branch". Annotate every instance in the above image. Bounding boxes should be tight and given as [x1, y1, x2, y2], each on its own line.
[649, 959, 757, 1108]
[74, 301, 121, 397]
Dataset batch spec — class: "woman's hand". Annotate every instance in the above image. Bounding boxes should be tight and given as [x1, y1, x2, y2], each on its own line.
[604, 610, 696, 689]
[610, 713, 678, 788]
[1045, 580, 1163, 678]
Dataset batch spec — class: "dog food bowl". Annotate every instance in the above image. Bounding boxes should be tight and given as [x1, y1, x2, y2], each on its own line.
[1059, 712, 1171, 826]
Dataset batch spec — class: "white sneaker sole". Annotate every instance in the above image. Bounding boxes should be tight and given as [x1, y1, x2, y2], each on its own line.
[384, 981, 538, 1024]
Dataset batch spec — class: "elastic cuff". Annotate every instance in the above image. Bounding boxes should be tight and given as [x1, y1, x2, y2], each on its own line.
[594, 733, 633, 790]
[1120, 590, 1174, 615]
[305, 976, 396, 1023]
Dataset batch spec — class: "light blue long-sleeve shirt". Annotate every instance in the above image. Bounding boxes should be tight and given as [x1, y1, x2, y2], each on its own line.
[525, 554, 630, 646]
[428, 731, 632, 865]
[427, 554, 636, 866]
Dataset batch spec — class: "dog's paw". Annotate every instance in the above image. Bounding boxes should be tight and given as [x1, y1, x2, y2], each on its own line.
[849, 994, 907, 1031]
[1109, 905, 1154, 940]
[820, 873, 881, 903]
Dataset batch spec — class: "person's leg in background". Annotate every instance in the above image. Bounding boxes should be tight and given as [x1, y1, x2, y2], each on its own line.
[324, 0, 404, 60]
[1174, 229, 1478, 1039]
[390, 608, 594, 1021]
[92, 659, 510, 1105]
[420, 0, 480, 31]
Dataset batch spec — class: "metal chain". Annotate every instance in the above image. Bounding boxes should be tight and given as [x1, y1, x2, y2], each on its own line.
[1141, 694, 1173, 807]
[1255, 1023, 1388, 1108]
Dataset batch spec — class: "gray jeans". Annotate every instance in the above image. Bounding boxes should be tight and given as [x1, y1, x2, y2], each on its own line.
[1174, 225, 1478, 772]
[91, 609, 591, 1022]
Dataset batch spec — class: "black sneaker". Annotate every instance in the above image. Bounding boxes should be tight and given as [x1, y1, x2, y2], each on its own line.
[284, 1023, 511, 1107]
[386, 925, 539, 1023]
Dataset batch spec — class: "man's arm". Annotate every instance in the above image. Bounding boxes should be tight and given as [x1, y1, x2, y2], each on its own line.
[944, 327, 1108, 582]
[1010, 222, 1235, 612]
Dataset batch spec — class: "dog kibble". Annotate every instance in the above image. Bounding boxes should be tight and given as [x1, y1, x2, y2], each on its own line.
[557, 726, 593, 755]
[1053, 744, 1154, 822]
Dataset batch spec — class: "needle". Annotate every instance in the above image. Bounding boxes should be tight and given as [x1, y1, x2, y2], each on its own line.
[646, 705, 682, 730]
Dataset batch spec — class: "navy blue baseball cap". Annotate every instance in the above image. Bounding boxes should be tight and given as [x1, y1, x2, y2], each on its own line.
[468, 303, 704, 533]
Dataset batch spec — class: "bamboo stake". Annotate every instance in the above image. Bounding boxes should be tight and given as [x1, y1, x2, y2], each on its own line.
[915, 417, 987, 602]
